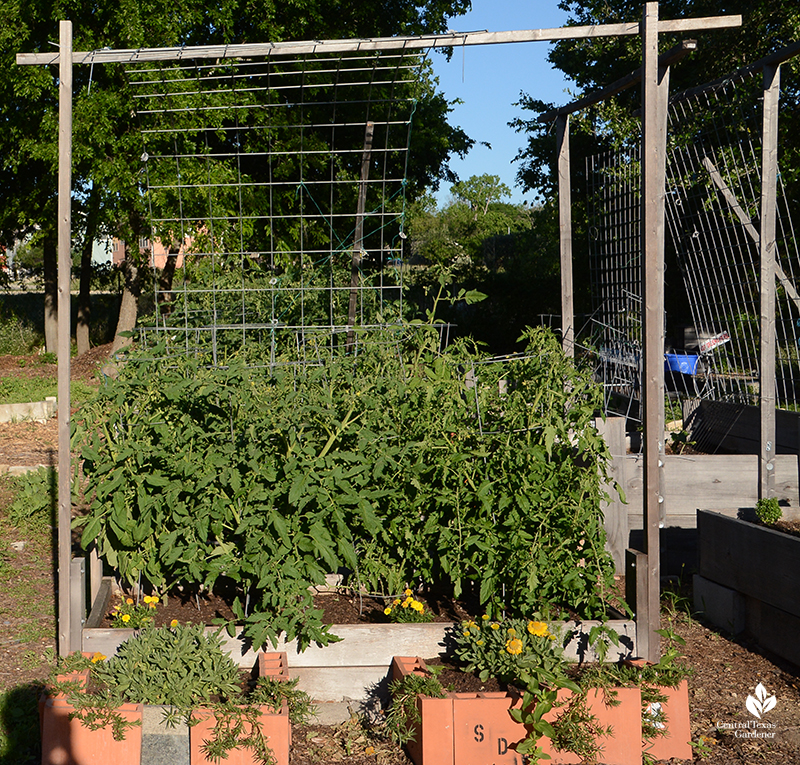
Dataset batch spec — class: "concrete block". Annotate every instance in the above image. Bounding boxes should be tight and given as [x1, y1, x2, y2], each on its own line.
[693, 574, 745, 634]
[142, 705, 189, 765]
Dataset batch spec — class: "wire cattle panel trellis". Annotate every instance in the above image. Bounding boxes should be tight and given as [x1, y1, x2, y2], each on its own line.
[585, 62, 800, 420]
[128, 50, 423, 367]
[666, 73, 800, 408]
[586, 145, 643, 420]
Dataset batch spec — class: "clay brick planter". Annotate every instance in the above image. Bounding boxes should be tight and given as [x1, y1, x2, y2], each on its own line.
[617, 658, 691, 762]
[40, 652, 292, 765]
[40, 667, 143, 765]
[189, 652, 292, 765]
[642, 679, 692, 762]
[391, 656, 645, 765]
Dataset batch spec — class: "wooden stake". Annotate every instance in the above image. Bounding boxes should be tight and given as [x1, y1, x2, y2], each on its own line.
[346, 121, 374, 353]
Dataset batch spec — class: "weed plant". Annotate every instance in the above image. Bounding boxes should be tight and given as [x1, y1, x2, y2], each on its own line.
[755, 497, 782, 525]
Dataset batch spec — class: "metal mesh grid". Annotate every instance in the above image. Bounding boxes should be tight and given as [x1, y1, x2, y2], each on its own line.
[666, 74, 800, 408]
[586, 145, 642, 419]
[585, 66, 800, 419]
[128, 50, 424, 367]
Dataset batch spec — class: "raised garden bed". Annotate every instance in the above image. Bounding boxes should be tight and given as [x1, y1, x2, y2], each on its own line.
[80, 574, 636, 711]
[390, 656, 691, 765]
[695, 508, 800, 666]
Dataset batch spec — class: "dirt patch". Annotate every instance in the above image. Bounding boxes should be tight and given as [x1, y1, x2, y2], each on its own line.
[97, 586, 476, 629]
[0, 346, 111, 468]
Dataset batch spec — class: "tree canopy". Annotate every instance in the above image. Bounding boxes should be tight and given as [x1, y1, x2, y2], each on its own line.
[513, 0, 800, 197]
[1, 0, 475, 349]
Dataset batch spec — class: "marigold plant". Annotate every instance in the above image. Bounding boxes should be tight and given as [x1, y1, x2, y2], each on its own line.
[383, 589, 434, 623]
[109, 593, 160, 629]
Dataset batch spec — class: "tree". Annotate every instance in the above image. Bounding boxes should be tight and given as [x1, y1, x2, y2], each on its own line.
[515, 0, 800, 197]
[409, 174, 531, 268]
[510, 0, 800, 326]
[1, 0, 474, 353]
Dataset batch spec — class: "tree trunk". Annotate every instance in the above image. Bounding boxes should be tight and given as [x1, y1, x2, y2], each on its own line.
[157, 250, 179, 317]
[42, 234, 58, 354]
[110, 248, 140, 355]
[76, 189, 101, 356]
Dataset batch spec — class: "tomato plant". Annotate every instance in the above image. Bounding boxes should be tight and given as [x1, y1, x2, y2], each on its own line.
[74, 322, 616, 650]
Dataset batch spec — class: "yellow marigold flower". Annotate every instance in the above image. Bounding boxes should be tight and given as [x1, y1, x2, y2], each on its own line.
[404, 588, 412, 597]
[384, 607, 392, 615]
[91, 652, 106, 663]
[401, 600, 409, 608]
[467, 620, 478, 629]
[126, 598, 134, 605]
[170, 619, 179, 628]
[143, 595, 152, 604]
[527, 621, 550, 637]
[463, 630, 471, 637]
[393, 599, 401, 606]
[507, 627, 517, 637]
[506, 638, 523, 655]
[477, 640, 484, 646]
[151, 596, 159, 604]
[121, 614, 131, 623]
[411, 600, 423, 612]
[490, 623, 500, 630]
[481, 614, 490, 620]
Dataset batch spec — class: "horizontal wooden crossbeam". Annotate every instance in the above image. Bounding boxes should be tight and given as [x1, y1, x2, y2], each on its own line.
[17, 16, 741, 66]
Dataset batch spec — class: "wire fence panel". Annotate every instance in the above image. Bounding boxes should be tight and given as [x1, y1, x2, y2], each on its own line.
[584, 63, 800, 422]
[128, 50, 424, 368]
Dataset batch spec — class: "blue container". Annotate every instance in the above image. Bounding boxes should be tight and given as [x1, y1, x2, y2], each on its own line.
[664, 353, 699, 375]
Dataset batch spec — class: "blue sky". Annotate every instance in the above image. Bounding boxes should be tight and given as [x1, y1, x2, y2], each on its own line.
[430, 3, 572, 205]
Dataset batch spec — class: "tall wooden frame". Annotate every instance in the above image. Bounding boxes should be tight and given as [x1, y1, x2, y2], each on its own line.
[19, 6, 741, 658]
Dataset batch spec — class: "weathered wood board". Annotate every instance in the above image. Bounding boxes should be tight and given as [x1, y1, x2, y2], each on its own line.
[623, 454, 799, 529]
[697, 510, 800, 618]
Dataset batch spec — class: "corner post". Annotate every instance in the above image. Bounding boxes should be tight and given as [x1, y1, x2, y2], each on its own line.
[759, 65, 779, 500]
[57, 19, 73, 656]
[640, 0, 668, 662]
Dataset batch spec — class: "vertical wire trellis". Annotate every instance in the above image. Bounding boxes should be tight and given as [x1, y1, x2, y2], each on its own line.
[128, 49, 424, 368]
[586, 145, 643, 421]
[666, 72, 800, 408]
[584, 62, 800, 421]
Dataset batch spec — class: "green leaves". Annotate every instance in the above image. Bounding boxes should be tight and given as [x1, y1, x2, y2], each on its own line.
[74, 323, 615, 649]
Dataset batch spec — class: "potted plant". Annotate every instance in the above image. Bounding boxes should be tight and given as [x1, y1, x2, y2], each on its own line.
[387, 616, 691, 765]
[40, 623, 314, 765]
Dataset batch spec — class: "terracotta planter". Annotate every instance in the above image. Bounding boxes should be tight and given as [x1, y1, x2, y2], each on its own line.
[391, 656, 646, 765]
[621, 658, 692, 761]
[189, 652, 291, 765]
[538, 687, 642, 765]
[40, 666, 143, 765]
[642, 679, 692, 762]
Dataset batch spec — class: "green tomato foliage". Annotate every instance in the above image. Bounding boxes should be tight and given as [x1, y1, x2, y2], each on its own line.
[74, 324, 616, 650]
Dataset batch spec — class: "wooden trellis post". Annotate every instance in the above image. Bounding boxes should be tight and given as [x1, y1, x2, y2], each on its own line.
[759, 64, 780, 501]
[57, 19, 74, 656]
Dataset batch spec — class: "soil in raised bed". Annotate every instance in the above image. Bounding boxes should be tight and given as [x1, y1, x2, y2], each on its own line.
[99, 580, 479, 629]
